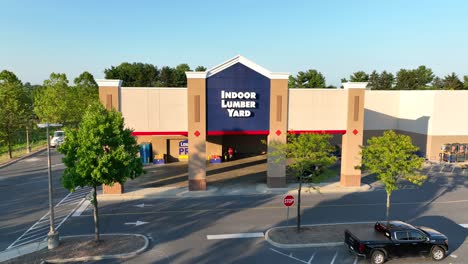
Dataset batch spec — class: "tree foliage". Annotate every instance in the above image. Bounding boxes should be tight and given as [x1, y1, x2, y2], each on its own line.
[59, 102, 143, 241]
[34, 73, 71, 124]
[270, 133, 336, 231]
[395, 66, 434, 90]
[104, 62, 203, 87]
[359, 130, 426, 224]
[0, 70, 32, 159]
[104, 62, 159, 87]
[347, 71, 369, 82]
[443, 72, 464, 90]
[289, 69, 326, 88]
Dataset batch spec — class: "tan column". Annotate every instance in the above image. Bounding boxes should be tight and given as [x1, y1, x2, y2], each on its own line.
[340, 82, 366, 187]
[97, 80, 124, 194]
[186, 74, 207, 191]
[267, 78, 289, 188]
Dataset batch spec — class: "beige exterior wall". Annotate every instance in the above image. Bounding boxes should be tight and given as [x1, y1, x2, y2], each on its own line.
[364, 91, 400, 130]
[397, 91, 434, 135]
[288, 89, 347, 131]
[431, 91, 468, 135]
[121, 87, 187, 132]
[364, 90, 468, 159]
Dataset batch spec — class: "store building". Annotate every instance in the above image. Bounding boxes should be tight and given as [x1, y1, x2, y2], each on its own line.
[97, 55, 468, 194]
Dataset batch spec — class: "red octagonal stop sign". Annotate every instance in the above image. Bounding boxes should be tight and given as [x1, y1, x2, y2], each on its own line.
[283, 195, 294, 207]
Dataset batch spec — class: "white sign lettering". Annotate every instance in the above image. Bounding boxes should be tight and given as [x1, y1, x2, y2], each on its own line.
[221, 90, 257, 118]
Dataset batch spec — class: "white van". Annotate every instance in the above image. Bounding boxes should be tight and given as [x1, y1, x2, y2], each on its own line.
[50, 131, 65, 148]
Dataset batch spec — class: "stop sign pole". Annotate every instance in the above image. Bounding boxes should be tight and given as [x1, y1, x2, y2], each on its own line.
[283, 195, 295, 225]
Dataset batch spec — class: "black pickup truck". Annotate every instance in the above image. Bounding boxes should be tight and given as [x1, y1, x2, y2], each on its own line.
[345, 221, 448, 264]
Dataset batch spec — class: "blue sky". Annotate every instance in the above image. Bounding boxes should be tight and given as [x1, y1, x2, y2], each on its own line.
[1, 0, 467, 86]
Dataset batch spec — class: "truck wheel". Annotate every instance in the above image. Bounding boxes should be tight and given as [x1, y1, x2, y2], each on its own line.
[370, 250, 385, 264]
[431, 246, 446, 261]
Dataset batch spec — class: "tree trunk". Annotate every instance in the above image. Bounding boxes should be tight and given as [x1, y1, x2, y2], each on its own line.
[7, 131, 12, 159]
[92, 185, 100, 242]
[297, 176, 302, 232]
[386, 192, 391, 226]
[26, 127, 31, 153]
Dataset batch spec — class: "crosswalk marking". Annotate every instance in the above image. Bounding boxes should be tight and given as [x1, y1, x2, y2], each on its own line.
[6, 186, 92, 249]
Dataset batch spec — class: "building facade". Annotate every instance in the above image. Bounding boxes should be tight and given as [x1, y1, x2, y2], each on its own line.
[97, 55, 468, 193]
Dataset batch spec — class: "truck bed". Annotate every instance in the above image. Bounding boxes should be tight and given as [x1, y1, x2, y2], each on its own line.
[345, 223, 391, 243]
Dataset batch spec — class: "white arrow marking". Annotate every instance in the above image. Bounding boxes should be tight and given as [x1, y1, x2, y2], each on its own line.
[124, 220, 148, 226]
[460, 224, 468, 228]
[450, 254, 458, 258]
[134, 203, 152, 208]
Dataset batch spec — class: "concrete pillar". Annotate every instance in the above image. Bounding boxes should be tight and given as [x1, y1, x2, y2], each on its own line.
[186, 73, 207, 191]
[267, 78, 289, 187]
[340, 82, 366, 187]
[97, 79, 124, 194]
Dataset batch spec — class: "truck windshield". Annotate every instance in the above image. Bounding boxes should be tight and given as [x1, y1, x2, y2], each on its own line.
[54, 131, 64, 137]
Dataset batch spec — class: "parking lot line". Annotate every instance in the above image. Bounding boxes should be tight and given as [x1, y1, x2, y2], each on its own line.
[307, 252, 316, 264]
[330, 251, 337, 264]
[269, 248, 308, 264]
[207, 232, 264, 240]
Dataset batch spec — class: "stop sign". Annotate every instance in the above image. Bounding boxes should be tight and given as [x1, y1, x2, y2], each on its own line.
[283, 195, 294, 207]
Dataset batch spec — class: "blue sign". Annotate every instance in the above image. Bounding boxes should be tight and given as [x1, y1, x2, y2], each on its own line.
[179, 140, 188, 155]
[206, 63, 270, 132]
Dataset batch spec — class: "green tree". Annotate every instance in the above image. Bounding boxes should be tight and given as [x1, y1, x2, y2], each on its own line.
[174, 63, 191, 87]
[0, 70, 31, 159]
[68, 72, 100, 125]
[104, 62, 159, 87]
[464, 75, 468, 89]
[431, 77, 445, 90]
[367, 71, 379, 90]
[349, 71, 369, 82]
[34, 73, 71, 124]
[443, 72, 463, 90]
[158, 66, 175, 87]
[59, 102, 143, 241]
[359, 130, 426, 225]
[379, 71, 395, 90]
[195, 66, 207, 71]
[270, 133, 336, 231]
[395, 66, 433, 90]
[290, 69, 326, 88]
[288, 76, 297, 88]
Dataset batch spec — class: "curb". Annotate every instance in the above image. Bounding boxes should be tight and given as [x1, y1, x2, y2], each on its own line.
[0, 241, 48, 262]
[0, 147, 47, 169]
[264, 221, 376, 249]
[45, 233, 149, 263]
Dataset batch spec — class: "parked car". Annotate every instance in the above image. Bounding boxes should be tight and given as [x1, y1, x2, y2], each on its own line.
[50, 130, 65, 148]
[345, 221, 448, 264]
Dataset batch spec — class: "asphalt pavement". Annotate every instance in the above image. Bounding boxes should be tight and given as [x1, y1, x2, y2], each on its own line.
[56, 165, 468, 264]
[1, 154, 467, 264]
[0, 149, 87, 251]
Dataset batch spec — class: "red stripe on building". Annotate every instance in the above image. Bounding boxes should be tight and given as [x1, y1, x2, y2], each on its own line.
[287, 130, 347, 135]
[131, 131, 189, 136]
[131, 130, 346, 136]
[207, 130, 270, 135]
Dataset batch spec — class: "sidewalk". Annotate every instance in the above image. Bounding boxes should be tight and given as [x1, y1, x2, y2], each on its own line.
[98, 182, 371, 201]
[0, 147, 47, 169]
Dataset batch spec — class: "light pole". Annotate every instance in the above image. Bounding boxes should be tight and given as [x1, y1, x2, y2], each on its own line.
[38, 122, 62, 249]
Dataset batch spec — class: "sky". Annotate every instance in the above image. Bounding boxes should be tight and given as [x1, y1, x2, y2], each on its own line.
[1, 0, 468, 86]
